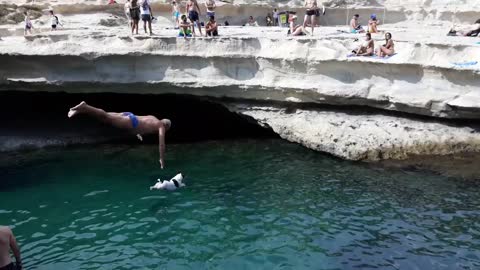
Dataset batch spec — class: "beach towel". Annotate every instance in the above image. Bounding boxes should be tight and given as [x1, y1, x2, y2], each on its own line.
[452, 61, 478, 67]
[347, 53, 397, 59]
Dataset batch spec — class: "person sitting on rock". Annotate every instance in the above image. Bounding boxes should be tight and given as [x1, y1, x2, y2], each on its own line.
[245, 16, 259, 27]
[179, 14, 193, 38]
[67, 101, 171, 168]
[288, 14, 309, 36]
[368, 14, 379, 33]
[206, 15, 218, 37]
[352, 33, 374, 56]
[266, 14, 273, 26]
[448, 19, 480, 37]
[350, 14, 365, 33]
[377, 32, 395, 57]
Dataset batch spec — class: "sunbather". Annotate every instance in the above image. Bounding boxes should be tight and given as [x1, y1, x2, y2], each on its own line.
[377, 32, 395, 57]
[352, 33, 374, 56]
[448, 19, 480, 37]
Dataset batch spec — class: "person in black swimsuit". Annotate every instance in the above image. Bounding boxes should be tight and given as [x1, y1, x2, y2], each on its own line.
[303, 0, 318, 35]
[130, 0, 141, 35]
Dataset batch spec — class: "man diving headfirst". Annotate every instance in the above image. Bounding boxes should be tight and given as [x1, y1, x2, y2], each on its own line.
[68, 101, 171, 169]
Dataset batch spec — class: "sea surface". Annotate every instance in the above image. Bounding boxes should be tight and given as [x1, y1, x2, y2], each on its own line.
[1, 140, 479, 270]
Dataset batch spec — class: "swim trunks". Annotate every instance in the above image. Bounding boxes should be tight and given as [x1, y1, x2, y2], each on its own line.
[130, 7, 140, 21]
[207, 29, 218, 36]
[173, 11, 180, 19]
[0, 263, 17, 270]
[306, 9, 315, 16]
[206, 11, 215, 18]
[51, 24, 57, 29]
[189, 10, 199, 21]
[141, 14, 151, 22]
[122, 112, 139, 129]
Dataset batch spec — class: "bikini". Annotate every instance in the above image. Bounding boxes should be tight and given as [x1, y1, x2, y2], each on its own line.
[122, 112, 139, 129]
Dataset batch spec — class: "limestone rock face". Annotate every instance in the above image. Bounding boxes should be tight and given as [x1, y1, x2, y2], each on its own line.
[227, 104, 480, 161]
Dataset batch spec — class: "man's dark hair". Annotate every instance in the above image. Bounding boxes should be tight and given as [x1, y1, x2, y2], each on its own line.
[354, 14, 359, 18]
[475, 18, 480, 24]
[210, 15, 215, 21]
[366, 33, 371, 38]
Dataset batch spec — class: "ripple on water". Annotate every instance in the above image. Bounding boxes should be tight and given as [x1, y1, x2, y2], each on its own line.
[1, 142, 480, 269]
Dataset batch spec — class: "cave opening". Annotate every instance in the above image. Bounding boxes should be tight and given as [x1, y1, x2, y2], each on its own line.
[0, 91, 277, 149]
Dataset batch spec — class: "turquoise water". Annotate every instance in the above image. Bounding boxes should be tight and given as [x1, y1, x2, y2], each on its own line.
[1, 140, 480, 270]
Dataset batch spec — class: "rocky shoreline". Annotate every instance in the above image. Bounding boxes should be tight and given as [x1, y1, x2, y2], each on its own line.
[0, 1, 479, 162]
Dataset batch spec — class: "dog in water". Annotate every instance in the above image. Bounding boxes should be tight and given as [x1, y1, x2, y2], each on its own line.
[150, 173, 185, 191]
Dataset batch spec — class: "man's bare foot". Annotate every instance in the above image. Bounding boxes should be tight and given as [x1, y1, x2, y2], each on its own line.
[68, 101, 86, 118]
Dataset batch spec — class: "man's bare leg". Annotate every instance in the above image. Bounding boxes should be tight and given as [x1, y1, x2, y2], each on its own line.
[68, 101, 132, 130]
[68, 101, 108, 120]
[310, 15, 315, 35]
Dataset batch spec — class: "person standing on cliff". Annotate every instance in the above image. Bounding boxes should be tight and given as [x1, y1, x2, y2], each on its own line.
[140, 0, 153, 36]
[303, 0, 317, 35]
[187, 0, 203, 37]
[68, 102, 171, 168]
[205, 0, 216, 20]
[0, 226, 23, 270]
[124, 0, 133, 29]
[273, 8, 279, 26]
[130, 0, 141, 35]
[24, 11, 33, 36]
[49, 10, 61, 31]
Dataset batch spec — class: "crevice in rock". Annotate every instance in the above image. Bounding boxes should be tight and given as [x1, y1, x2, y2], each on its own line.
[0, 91, 277, 151]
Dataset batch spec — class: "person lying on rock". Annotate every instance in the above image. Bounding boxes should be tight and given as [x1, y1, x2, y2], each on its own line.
[377, 32, 395, 57]
[448, 19, 480, 37]
[68, 102, 171, 169]
[352, 32, 374, 56]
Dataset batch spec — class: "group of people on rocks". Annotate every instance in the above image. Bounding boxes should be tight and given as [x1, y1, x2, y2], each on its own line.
[23, 10, 61, 36]
[124, 0, 218, 37]
[348, 13, 394, 57]
[172, 0, 219, 38]
[124, 0, 155, 36]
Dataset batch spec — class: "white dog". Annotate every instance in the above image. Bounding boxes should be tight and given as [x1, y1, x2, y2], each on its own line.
[150, 173, 185, 191]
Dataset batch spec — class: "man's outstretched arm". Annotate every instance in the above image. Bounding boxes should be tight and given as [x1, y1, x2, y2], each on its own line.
[158, 127, 166, 169]
[9, 229, 22, 268]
